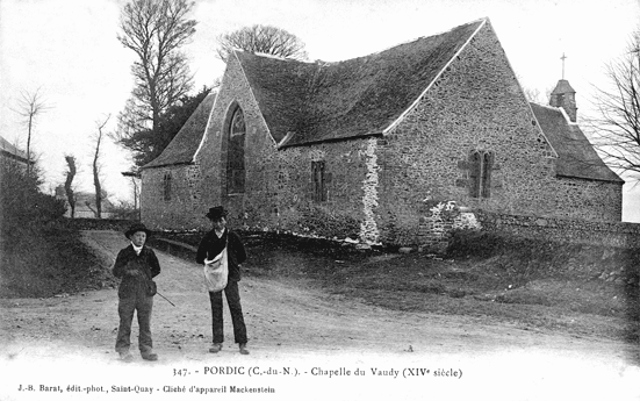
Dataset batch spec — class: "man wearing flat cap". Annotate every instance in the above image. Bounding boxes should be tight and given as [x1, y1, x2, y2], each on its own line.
[196, 206, 249, 355]
[112, 223, 161, 362]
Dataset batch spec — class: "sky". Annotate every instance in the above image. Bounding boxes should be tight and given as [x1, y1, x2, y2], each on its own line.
[1, 0, 640, 219]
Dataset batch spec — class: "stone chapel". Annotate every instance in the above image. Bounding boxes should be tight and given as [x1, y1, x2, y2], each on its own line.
[139, 18, 623, 247]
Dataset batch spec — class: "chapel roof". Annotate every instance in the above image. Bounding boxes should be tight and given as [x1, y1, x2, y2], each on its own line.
[530, 102, 623, 183]
[142, 93, 216, 169]
[143, 18, 622, 186]
[235, 19, 485, 146]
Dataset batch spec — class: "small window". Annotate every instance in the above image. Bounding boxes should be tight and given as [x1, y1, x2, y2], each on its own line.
[163, 173, 172, 201]
[312, 161, 326, 202]
[469, 151, 493, 199]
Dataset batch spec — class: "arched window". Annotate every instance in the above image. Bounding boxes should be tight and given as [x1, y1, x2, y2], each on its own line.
[227, 107, 246, 194]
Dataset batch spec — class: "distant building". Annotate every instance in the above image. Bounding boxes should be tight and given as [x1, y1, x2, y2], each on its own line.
[139, 17, 623, 247]
[0, 135, 30, 167]
[54, 186, 115, 219]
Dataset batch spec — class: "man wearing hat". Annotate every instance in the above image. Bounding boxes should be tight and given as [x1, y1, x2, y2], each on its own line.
[196, 206, 249, 355]
[112, 223, 161, 362]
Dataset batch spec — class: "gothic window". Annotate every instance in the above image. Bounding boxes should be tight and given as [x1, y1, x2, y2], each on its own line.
[163, 172, 172, 201]
[312, 160, 326, 202]
[469, 150, 493, 199]
[227, 107, 246, 194]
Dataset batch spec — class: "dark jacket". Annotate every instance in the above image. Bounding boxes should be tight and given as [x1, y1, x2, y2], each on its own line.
[112, 245, 161, 298]
[196, 229, 246, 282]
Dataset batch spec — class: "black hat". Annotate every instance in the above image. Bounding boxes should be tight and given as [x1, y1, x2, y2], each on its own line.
[205, 206, 227, 221]
[125, 223, 152, 239]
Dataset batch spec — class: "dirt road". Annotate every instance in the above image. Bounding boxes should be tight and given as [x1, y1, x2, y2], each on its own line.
[1, 230, 639, 401]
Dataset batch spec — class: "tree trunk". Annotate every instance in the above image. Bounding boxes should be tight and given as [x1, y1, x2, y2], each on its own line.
[64, 156, 76, 218]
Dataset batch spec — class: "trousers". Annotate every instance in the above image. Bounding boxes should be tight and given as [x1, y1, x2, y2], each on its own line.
[115, 285, 154, 354]
[209, 280, 247, 344]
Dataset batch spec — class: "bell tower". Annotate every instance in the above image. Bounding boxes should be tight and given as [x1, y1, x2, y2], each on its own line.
[549, 53, 577, 122]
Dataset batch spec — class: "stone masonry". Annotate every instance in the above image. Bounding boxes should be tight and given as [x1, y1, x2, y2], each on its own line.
[377, 23, 621, 246]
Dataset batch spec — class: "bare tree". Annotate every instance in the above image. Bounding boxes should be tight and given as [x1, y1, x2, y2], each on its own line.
[216, 24, 308, 61]
[120, 171, 141, 219]
[589, 32, 640, 181]
[130, 176, 140, 212]
[522, 86, 554, 105]
[91, 115, 110, 219]
[116, 0, 197, 139]
[64, 155, 77, 218]
[13, 88, 49, 176]
[514, 72, 552, 104]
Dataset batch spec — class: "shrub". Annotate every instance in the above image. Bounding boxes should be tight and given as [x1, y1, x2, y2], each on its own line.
[0, 159, 66, 245]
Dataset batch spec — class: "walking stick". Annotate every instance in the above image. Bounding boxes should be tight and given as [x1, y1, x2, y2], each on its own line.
[157, 291, 176, 307]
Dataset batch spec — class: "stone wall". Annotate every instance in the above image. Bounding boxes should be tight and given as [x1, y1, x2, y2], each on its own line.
[376, 21, 621, 247]
[477, 210, 640, 249]
[59, 217, 134, 232]
[141, 164, 205, 230]
[267, 141, 370, 240]
[543, 176, 622, 221]
[194, 53, 274, 228]
[193, 54, 369, 239]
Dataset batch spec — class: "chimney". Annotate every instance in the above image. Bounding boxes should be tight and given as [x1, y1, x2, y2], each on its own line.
[549, 79, 578, 122]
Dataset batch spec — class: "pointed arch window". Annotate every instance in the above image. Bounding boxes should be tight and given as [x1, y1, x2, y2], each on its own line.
[227, 107, 246, 194]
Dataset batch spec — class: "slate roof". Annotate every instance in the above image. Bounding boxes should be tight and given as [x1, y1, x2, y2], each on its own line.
[143, 93, 216, 169]
[236, 19, 484, 147]
[530, 103, 623, 183]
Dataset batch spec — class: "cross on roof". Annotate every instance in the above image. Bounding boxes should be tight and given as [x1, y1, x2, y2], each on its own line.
[561, 53, 567, 79]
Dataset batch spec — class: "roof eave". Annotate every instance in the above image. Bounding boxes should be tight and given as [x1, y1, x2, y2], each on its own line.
[193, 92, 219, 162]
[140, 161, 195, 171]
[1, 150, 30, 164]
[556, 173, 624, 184]
[278, 132, 383, 149]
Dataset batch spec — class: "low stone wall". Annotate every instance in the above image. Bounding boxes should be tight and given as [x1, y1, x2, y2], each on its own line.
[59, 217, 135, 232]
[476, 210, 640, 249]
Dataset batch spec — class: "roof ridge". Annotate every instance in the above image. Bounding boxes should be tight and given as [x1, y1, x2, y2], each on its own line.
[366, 17, 488, 59]
[233, 18, 488, 68]
[323, 17, 488, 67]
